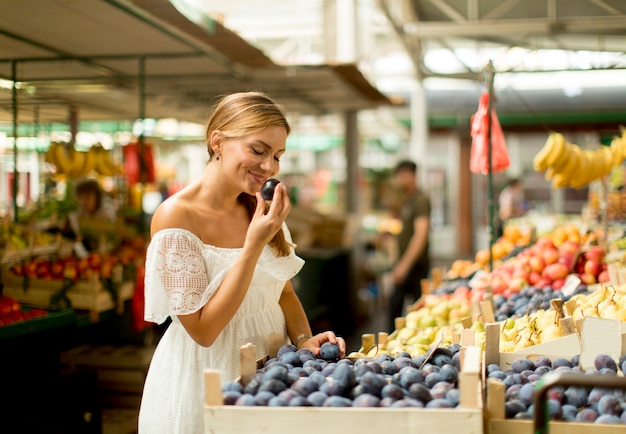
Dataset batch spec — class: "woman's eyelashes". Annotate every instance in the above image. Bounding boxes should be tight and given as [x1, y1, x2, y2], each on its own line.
[251, 147, 281, 162]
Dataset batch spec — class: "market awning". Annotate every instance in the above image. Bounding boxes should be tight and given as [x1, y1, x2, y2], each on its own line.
[0, 0, 392, 126]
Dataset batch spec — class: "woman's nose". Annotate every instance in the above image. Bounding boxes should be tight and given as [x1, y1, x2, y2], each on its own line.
[260, 156, 279, 174]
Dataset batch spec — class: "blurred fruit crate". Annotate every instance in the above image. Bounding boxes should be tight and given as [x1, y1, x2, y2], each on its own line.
[0, 308, 76, 341]
[486, 377, 626, 434]
[2, 271, 134, 313]
[202, 343, 484, 434]
[61, 344, 154, 410]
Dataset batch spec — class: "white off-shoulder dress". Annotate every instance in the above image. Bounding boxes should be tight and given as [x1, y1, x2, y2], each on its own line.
[138, 226, 304, 434]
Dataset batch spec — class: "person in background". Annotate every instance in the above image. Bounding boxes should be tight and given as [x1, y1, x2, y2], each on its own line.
[388, 160, 431, 332]
[64, 178, 116, 251]
[496, 178, 525, 238]
[138, 91, 345, 434]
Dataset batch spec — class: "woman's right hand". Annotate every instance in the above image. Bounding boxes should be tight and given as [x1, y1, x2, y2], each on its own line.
[245, 183, 291, 248]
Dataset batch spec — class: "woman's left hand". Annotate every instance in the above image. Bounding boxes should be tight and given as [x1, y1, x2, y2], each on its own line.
[299, 331, 346, 359]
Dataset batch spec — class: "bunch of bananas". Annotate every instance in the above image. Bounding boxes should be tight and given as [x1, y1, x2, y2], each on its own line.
[45, 142, 122, 179]
[533, 131, 626, 189]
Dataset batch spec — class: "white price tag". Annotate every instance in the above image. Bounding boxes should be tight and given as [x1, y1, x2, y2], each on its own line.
[560, 274, 581, 298]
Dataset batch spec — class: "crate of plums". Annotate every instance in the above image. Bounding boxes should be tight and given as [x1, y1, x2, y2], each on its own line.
[483, 317, 626, 433]
[203, 334, 483, 434]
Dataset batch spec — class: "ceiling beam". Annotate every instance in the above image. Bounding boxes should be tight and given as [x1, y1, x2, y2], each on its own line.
[588, 0, 623, 15]
[428, 0, 466, 22]
[104, 0, 247, 79]
[403, 15, 626, 38]
[482, 0, 523, 20]
[377, 0, 423, 79]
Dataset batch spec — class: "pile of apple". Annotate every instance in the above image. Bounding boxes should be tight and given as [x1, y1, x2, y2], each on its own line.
[9, 235, 148, 282]
[0, 295, 47, 326]
[487, 237, 606, 297]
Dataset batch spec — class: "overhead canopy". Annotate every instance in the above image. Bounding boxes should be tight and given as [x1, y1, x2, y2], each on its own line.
[0, 0, 392, 126]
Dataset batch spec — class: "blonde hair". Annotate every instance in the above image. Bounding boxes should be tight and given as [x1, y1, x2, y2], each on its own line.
[205, 91, 292, 257]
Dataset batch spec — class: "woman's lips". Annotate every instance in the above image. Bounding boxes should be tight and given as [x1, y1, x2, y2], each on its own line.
[249, 172, 267, 184]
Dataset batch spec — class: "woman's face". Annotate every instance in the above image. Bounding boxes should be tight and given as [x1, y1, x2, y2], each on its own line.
[220, 125, 287, 196]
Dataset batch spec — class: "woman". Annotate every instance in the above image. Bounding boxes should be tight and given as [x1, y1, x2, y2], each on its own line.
[138, 91, 345, 433]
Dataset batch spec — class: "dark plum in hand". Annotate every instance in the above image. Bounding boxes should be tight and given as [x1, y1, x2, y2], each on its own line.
[261, 178, 281, 200]
[320, 342, 341, 361]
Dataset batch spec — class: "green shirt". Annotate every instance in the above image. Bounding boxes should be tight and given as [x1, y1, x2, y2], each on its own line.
[397, 188, 431, 266]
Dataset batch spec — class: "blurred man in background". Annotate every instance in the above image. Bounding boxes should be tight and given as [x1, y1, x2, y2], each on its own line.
[387, 160, 431, 332]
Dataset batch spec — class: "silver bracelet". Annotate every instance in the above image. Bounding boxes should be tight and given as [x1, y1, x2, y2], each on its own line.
[294, 333, 312, 346]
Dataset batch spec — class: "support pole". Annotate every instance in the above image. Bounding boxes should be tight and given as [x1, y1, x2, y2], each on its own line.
[12, 60, 19, 223]
[485, 61, 496, 274]
[138, 56, 147, 232]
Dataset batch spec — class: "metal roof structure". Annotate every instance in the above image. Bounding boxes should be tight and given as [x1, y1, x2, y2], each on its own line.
[0, 0, 391, 126]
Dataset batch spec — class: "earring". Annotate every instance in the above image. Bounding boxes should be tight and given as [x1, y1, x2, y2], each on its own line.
[216, 155, 220, 161]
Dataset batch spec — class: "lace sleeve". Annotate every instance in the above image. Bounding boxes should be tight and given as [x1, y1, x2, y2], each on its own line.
[144, 229, 211, 324]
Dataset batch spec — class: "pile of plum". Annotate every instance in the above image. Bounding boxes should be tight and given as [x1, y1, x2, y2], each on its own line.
[222, 342, 464, 408]
[492, 353, 626, 424]
[492, 284, 588, 322]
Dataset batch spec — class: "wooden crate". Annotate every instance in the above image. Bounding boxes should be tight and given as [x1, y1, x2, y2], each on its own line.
[2, 272, 134, 314]
[486, 376, 626, 434]
[202, 343, 484, 434]
[484, 320, 626, 434]
[61, 344, 154, 410]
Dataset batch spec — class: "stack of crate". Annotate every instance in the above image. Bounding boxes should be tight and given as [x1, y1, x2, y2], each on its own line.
[60, 344, 155, 433]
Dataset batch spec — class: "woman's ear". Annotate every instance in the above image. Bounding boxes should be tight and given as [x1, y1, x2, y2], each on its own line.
[209, 130, 223, 155]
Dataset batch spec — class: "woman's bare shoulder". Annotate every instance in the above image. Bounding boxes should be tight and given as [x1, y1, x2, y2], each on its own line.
[150, 191, 194, 236]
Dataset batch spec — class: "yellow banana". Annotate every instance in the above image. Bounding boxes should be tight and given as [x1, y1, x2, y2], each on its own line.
[94, 145, 121, 177]
[610, 137, 624, 167]
[543, 133, 568, 168]
[533, 133, 559, 171]
[558, 145, 582, 182]
[551, 173, 569, 189]
[52, 142, 73, 175]
[571, 151, 592, 189]
[66, 148, 86, 179]
[599, 146, 615, 177]
[44, 142, 58, 168]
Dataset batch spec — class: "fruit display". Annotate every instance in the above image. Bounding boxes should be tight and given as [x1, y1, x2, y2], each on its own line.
[362, 287, 475, 358]
[0, 223, 73, 264]
[221, 343, 465, 408]
[45, 142, 122, 179]
[0, 295, 48, 326]
[491, 353, 626, 424]
[498, 282, 626, 353]
[533, 130, 626, 189]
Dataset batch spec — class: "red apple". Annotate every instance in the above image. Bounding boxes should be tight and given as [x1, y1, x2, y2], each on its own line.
[535, 278, 551, 289]
[528, 271, 542, 286]
[512, 268, 530, 282]
[10, 264, 24, 276]
[509, 277, 527, 292]
[542, 248, 560, 265]
[580, 273, 597, 285]
[545, 263, 569, 281]
[529, 256, 546, 273]
[598, 270, 610, 283]
[558, 255, 574, 271]
[552, 278, 566, 290]
[491, 275, 508, 294]
[24, 261, 38, 278]
[88, 253, 102, 268]
[584, 246, 605, 263]
[560, 240, 580, 255]
[584, 259, 603, 277]
[536, 236, 557, 251]
[50, 261, 64, 278]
